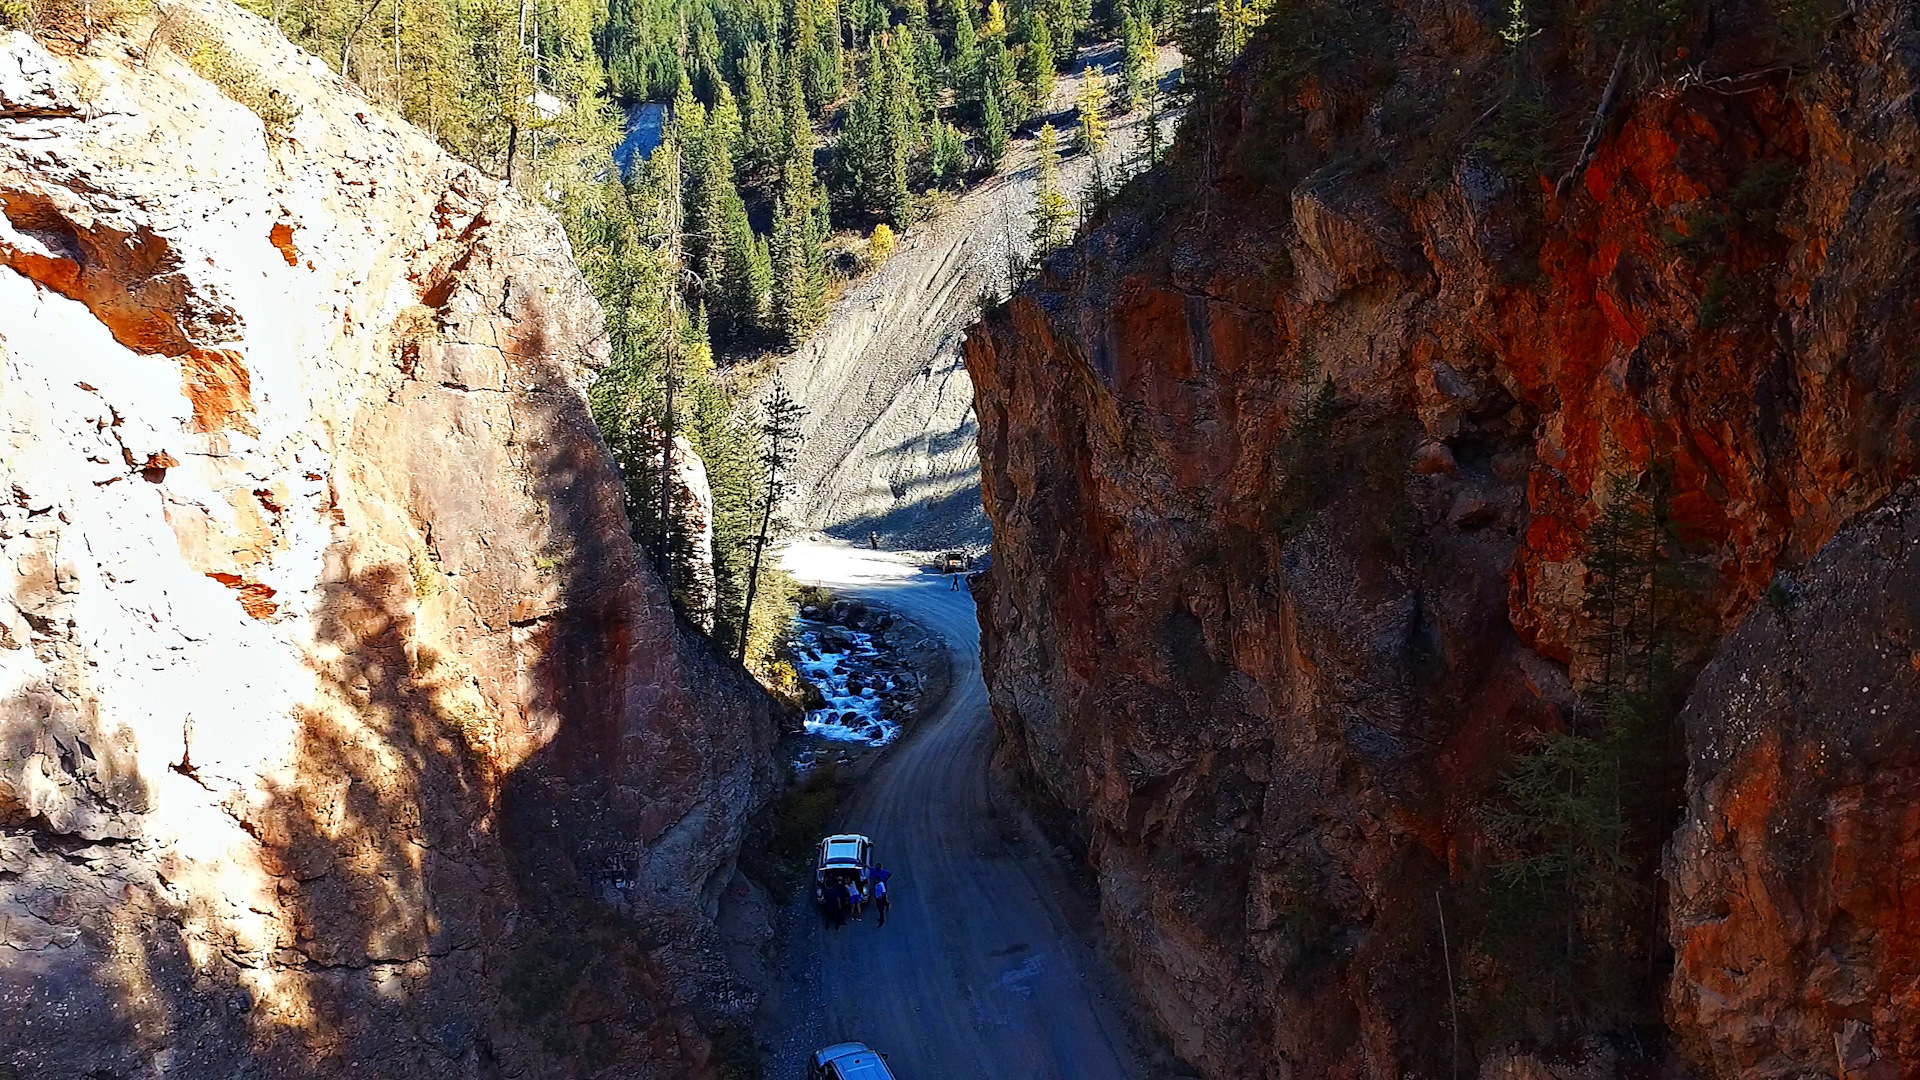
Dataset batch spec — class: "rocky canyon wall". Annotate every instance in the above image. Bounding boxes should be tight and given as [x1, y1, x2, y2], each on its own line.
[966, 0, 1920, 1075]
[0, 6, 780, 1077]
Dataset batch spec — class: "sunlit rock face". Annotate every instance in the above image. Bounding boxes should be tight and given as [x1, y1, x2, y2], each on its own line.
[964, 0, 1920, 1074]
[0, 8, 779, 1076]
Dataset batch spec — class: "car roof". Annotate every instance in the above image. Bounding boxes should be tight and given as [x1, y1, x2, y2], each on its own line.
[821, 836, 869, 863]
[816, 1043, 893, 1079]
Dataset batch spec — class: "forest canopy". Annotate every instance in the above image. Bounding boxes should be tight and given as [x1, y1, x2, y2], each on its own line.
[220, 0, 1183, 663]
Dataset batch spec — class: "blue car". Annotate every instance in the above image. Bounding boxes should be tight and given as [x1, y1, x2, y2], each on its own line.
[808, 1042, 897, 1080]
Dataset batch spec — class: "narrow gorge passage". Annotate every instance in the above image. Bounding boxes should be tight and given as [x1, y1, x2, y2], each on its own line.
[772, 542, 1158, 1080]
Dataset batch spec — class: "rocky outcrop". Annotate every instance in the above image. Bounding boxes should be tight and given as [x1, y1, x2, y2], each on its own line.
[1667, 485, 1920, 1079]
[965, 0, 1920, 1075]
[0, 7, 779, 1077]
[669, 433, 718, 632]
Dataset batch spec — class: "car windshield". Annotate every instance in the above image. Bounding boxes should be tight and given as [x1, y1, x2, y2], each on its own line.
[823, 840, 862, 864]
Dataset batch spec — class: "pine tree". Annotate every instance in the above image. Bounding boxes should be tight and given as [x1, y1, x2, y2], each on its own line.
[949, 0, 980, 115]
[782, 53, 811, 171]
[832, 48, 886, 213]
[1119, 10, 1156, 111]
[1029, 122, 1071, 253]
[881, 35, 917, 228]
[1076, 66, 1109, 154]
[1175, 0, 1227, 104]
[980, 80, 1010, 168]
[930, 120, 965, 182]
[710, 78, 744, 165]
[740, 41, 779, 181]
[1140, 84, 1165, 166]
[739, 381, 806, 663]
[1019, 5, 1056, 115]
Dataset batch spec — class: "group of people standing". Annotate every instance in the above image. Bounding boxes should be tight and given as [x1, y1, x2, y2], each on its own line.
[824, 866, 892, 930]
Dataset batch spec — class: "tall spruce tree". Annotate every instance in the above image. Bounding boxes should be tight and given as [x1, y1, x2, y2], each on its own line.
[1119, 9, 1156, 111]
[980, 79, 1011, 167]
[949, 0, 980, 115]
[740, 41, 779, 181]
[881, 34, 917, 227]
[1019, 2, 1055, 113]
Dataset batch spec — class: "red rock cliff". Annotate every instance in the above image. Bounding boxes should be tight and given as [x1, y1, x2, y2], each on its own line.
[0, 5, 781, 1076]
[965, 0, 1920, 1074]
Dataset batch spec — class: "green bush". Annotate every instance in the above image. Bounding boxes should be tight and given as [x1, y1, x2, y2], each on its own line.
[1698, 265, 1730, 330]
[9, 0, 148, 38]
[738, 763, 846, 902]
[1267, 353, 1339, 541]
[184, 30, 302, 138]
[711, 1022, 764, 1080]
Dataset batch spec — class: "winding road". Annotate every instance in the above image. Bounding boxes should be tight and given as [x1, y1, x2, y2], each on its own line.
[772, 541, 1156, 1080]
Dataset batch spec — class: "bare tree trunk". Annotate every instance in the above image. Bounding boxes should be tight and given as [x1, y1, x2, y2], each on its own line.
[738, 487, 776, 664]
[657, 364, 676, 587]
[340, 0, 386, 76]
[1437, 892, 1460, 1080]
[1556, 42, 1629, 198]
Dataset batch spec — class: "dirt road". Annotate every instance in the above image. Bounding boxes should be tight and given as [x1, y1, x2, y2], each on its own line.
[772, 541, 1156, 1079]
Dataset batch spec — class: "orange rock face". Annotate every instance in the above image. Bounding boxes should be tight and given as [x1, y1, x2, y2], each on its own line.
[1667, 491, 1920, 1078]
[965, 0, 1920, 1074]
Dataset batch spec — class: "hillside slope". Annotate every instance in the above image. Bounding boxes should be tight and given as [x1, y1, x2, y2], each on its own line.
[775, 49, 1175, 549]
[0, 7, 780, 1076]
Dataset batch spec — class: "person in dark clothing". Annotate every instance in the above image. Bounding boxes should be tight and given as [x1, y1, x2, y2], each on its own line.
[824, 885, 846, 930]
[869, 531, 880, 550]
[872, 876, 890, 927]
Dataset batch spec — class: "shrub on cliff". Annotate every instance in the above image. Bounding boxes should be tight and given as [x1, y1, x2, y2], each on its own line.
[1474, 475, 1704, 1048]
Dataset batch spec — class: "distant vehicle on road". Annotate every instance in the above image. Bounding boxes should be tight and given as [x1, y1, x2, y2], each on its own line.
[939, 551, 966, 574]
[808, 1042, 897, 1080]
[815, 833, 874, 905]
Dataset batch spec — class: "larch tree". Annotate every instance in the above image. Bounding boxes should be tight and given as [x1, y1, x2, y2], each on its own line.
[1029, 122, 1071, 252]
[1076, 65, 1108, 154]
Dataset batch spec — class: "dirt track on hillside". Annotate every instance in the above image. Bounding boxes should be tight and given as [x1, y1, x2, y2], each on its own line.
[772, 50, 1181, 550]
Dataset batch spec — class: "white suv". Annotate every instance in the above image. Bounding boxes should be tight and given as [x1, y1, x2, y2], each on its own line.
[814, 833, 873, 904]
[808, 1042, 896, 1080]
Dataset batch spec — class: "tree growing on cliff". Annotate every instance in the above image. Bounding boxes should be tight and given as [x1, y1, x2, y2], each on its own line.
[1076, 66, 1109, 154]
[1265, 350, 1338, 541]
[1479, 473, 1702, 1041]
[1028, 123, 1072, 253]
[738, 383, 806, 663]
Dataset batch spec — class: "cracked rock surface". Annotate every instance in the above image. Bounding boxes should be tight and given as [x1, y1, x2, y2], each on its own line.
[0, 8, 780, 1077]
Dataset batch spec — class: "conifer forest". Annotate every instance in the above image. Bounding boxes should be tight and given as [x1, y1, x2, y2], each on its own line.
[238, 0, 1183, 663]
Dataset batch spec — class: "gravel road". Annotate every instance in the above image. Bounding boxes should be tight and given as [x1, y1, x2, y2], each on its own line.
[769, 540, 1160, 1080]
